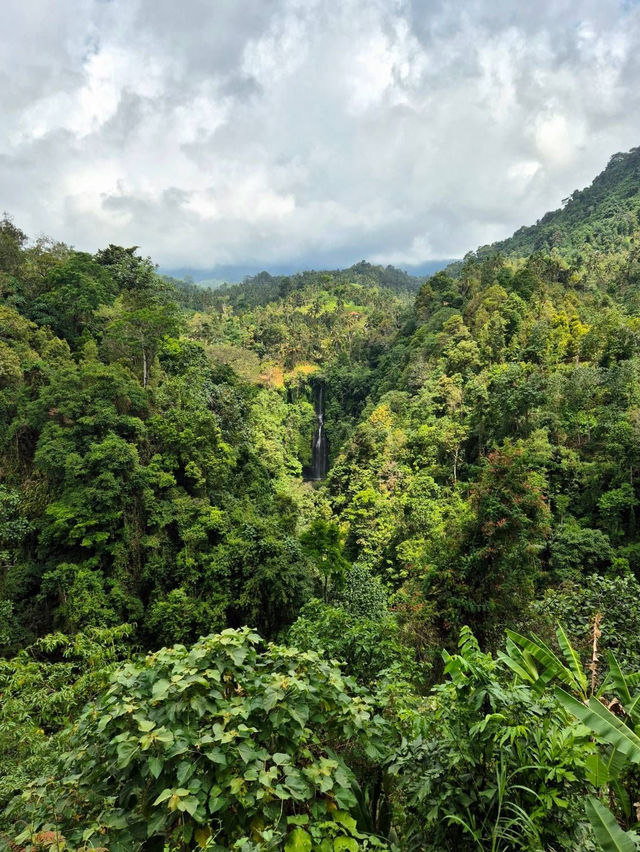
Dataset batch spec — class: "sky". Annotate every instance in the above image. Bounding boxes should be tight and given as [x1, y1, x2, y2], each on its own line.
[2, 0, 640, 276]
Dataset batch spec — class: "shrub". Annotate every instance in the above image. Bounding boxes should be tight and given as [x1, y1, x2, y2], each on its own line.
[10, 628, 390, 851]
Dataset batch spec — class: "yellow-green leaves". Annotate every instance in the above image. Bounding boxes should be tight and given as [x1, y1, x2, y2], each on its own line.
[285, 827, 313, 851]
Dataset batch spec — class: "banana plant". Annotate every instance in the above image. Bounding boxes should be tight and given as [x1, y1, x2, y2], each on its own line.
[498, 626, 589, 700]
[500, 625, 640, 850]
[584, 796, 639, 852]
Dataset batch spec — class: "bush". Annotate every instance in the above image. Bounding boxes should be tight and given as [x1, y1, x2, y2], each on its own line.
[337, 564, 388, 619]
[389, 628, 595, 851]
[10, 628, 391, 851]
[288, 600, 420, 688]
[530, 572, 640, 671]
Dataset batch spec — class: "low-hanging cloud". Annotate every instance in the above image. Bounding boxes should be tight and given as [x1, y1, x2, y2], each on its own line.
[2, 0, 640, 270]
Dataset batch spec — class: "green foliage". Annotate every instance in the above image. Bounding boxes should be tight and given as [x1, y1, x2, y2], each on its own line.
[4, 147, 640, 849]
[584, 797, 639, 852]
[500, 626, 589, 700]
[548, 521, 614, 581]
[288, 599, 419, 688]
[299, 519, 349, 601]
[473, 147, 640, 263]
[0, 625, 133, 831]
[336, 564, 388, 620]
[531, 574, 640, 671]
[500, 621, 640, 847]
[389, 627, 594, 851]
[9, 628, 390, 851]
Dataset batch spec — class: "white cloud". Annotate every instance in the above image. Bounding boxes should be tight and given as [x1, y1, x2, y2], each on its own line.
[1, 0, 639, 269]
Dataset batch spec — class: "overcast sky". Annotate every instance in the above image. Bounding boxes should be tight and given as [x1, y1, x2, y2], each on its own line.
[2, 0, 640, 272]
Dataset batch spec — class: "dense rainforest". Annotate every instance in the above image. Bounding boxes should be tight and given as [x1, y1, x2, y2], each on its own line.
[2, 146, 640, 851]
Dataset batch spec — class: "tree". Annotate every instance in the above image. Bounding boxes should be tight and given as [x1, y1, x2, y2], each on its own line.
[461, 439, 551, 644]
[300, 518, 350, 601]
[26, 252, 116, 346]
[97, 246, 181, 387]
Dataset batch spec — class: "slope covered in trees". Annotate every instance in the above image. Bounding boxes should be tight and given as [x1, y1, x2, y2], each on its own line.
[474, 146, 640, 261]
[2, 146, 640, 850]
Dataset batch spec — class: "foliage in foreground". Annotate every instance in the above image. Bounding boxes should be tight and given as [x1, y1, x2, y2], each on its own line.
[8, 628, 390, 852]
[390, 627, 596, 851]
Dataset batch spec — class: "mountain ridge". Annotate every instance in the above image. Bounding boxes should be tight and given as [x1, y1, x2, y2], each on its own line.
[471, 145, 640, 262]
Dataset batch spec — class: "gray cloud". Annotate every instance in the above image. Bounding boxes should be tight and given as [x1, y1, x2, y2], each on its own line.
[1, 0, 640, 269]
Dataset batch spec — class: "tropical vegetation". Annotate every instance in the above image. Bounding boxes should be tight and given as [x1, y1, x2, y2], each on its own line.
[2, 146, 640, 849]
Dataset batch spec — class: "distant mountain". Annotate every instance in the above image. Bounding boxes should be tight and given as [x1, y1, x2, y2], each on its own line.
[160, 258, 456, 287]
[169, 261, 428, 313]
[473, 146, 640, 262]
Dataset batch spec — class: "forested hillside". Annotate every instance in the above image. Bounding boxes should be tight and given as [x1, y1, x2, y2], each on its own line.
[2, 147, 640, 850]
[474, 146, 640, 261]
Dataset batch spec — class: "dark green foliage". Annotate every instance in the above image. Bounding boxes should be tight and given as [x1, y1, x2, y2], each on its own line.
[532, 573, 640, 671]
[548, 521, 614, 581]
[390, 628, 594, 851]
[25, 252, 117, 346]
[9, 628, 390, 851]
[0, 625, 133, 829]
[3, 147, 640, 849]
[337, 564, 388, 619]
[299, 519, 349, 601]
[288, 599, 419, 688]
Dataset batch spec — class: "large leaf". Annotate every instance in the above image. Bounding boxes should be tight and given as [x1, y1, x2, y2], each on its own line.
[605, 653, 632, 707]
[502, 630, 581, 694]
[606, 653, 640, 729]
[585, 746, 629, 788]
[556, 624, 588, 697]
[285, 828, 312, 852]
[584, 796, 638, 852]
[556, 689, 640, 765]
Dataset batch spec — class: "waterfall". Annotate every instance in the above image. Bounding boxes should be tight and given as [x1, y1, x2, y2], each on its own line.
[306, 383, 329, 481]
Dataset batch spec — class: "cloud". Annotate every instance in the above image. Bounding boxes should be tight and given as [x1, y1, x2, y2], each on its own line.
[1, 0, 639, 270]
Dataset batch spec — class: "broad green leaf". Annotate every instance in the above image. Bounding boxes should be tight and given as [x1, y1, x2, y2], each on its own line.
[556, 689, 640, 765]
[505, 630, 578, 692]
[97, 713, 112, 732]
[238, 741, 255, 763]
[178, 795, 200, 816]
[613, 779, 633, 820]
[152, 788, 173, 806]
[334, 839, 358, 852]
[333, 811, 358, 833]
[208, 795, 225, 814]
[152, 678, 170, 699]
[287, 814, 310, 825]
[585, 796, 637, 852]
[606, 653, 632, 706]
[285, 827, 312, 852]
[103, 813, 129, 829]
[116, 739, 138, 768]
[148, 756, 163, 779]
[146, 808, 168, 836]
[205, 748, 227, 765]
[556, 624, 588, 696]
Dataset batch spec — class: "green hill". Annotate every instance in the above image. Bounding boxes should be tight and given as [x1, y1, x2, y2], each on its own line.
[474, 145, 640, 261]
